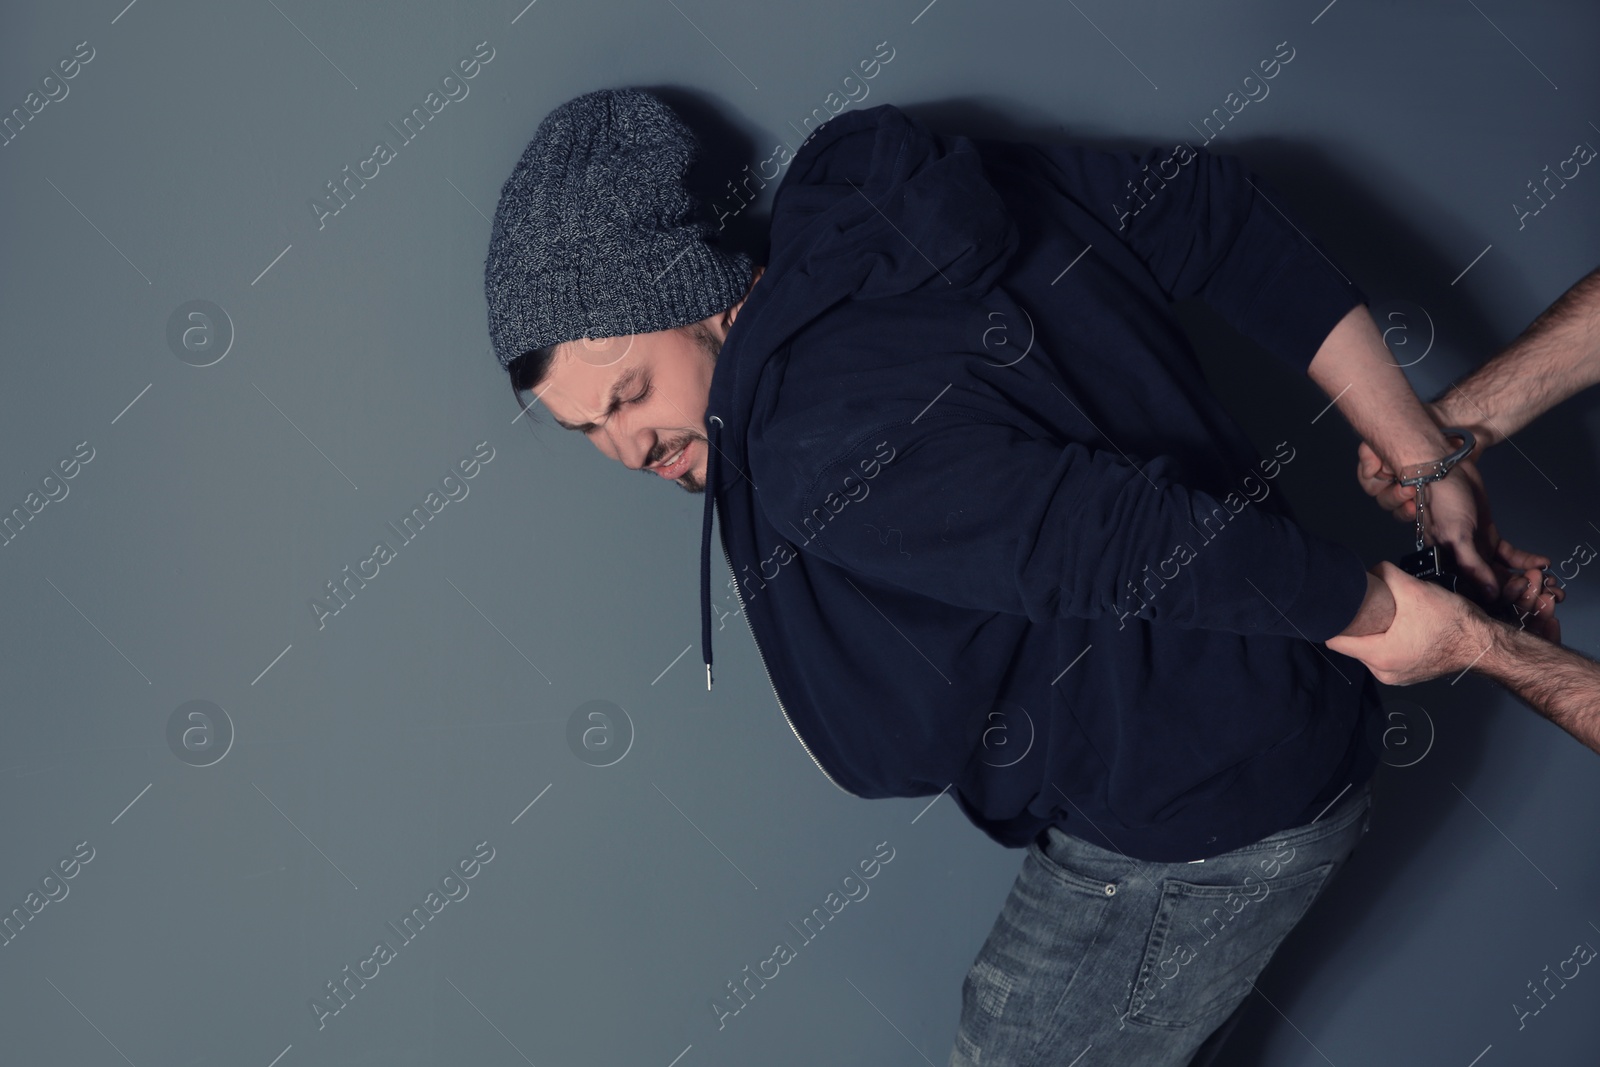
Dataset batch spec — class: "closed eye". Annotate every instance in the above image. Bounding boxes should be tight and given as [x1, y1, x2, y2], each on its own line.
[582, 380, 651, 436]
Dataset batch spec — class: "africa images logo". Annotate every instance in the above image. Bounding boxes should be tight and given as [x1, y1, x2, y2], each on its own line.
[309, 41, 496, 231]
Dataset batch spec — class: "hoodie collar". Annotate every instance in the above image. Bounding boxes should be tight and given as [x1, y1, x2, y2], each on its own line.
[697, 104, 1019, 690]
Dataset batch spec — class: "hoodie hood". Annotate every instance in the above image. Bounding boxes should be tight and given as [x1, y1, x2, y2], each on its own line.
[696, 104, 1019, 688]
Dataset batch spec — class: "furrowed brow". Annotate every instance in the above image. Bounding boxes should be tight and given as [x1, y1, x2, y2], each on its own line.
[549, 365, 645, 432]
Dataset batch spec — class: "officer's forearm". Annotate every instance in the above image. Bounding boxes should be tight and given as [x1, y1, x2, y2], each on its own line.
[1432, 265, 1600, 454]
[1475, 616, 1600, 756]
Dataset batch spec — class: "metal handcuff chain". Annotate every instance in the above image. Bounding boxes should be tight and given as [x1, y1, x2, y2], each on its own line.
[1394, 427, 1476, 553]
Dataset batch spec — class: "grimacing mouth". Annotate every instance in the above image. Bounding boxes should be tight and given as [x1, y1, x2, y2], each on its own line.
[648, 437, 698, 476]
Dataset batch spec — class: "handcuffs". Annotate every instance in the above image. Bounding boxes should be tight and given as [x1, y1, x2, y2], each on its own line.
[1394, 427, 1475, 588]
[1392, 427, 1534, 620]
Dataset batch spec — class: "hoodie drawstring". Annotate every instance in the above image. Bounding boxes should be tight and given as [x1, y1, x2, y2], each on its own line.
[700, 415, 723, 691]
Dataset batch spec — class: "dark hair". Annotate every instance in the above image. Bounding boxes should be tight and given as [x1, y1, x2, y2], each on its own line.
[506, 344, 560, 425]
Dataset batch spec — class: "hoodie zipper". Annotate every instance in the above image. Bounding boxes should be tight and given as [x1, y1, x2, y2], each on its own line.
[716, 530, 858, 798]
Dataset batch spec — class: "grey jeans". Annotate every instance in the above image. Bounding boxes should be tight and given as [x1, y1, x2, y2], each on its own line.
[949, 774, 1377, 1066]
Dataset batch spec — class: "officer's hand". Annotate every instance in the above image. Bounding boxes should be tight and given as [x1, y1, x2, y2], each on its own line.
[1326, 562, 1492, 685]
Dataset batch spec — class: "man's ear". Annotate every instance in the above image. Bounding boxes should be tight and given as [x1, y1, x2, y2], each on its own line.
[726, 266, 764, 329]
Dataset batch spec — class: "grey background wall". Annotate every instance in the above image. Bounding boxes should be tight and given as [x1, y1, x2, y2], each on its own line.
[2, 0, 1597, 1064]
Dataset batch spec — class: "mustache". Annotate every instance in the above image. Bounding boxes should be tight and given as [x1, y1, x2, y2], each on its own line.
[650, 432, 705, 468]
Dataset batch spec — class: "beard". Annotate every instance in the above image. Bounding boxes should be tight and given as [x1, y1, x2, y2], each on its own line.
[673, 322, 723, 495]
[688, 321, 723, 363]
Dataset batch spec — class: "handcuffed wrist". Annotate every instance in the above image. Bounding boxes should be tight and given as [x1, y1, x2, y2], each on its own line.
[1395, 427, 1476, 487]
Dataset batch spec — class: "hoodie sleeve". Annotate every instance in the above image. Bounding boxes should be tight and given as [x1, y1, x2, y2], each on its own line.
[779, 414, 1370, 641]
[1023, 140, 1366, 374]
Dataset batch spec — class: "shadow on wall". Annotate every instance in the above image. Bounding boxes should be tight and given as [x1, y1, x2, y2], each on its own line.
[911, 98, 1600, 1065]
[635, 89, 1600, 1063]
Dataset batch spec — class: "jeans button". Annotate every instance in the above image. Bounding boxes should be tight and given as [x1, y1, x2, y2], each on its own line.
[1104, 883, 1116, 896]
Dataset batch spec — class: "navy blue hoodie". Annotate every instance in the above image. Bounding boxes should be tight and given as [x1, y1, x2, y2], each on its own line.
[697, 103, 1382, 861]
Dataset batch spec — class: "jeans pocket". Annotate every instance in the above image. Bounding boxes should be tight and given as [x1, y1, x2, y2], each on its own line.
[1125, 860, 1336, 1029]
[1032, 827, 1132, 898]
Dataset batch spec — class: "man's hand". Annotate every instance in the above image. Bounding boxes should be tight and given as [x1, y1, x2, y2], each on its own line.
[1500, 568, 1565, 643]
[1356, 438, 1554, 607]
[1416, 460, 1505, 602]
[1418, 456, 1553, 604]
[1327, 562, 1491, 684]
[1354, 399, 1485, 517]
[1356, 419, 1434, 521]
[1326, 561, 1562, 685]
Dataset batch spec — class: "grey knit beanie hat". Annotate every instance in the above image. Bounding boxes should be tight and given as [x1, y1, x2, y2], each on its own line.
[484, 87, 755, 369]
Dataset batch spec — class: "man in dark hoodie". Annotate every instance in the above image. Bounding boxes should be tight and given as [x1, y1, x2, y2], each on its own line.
[483, 89, 1556, 1065]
